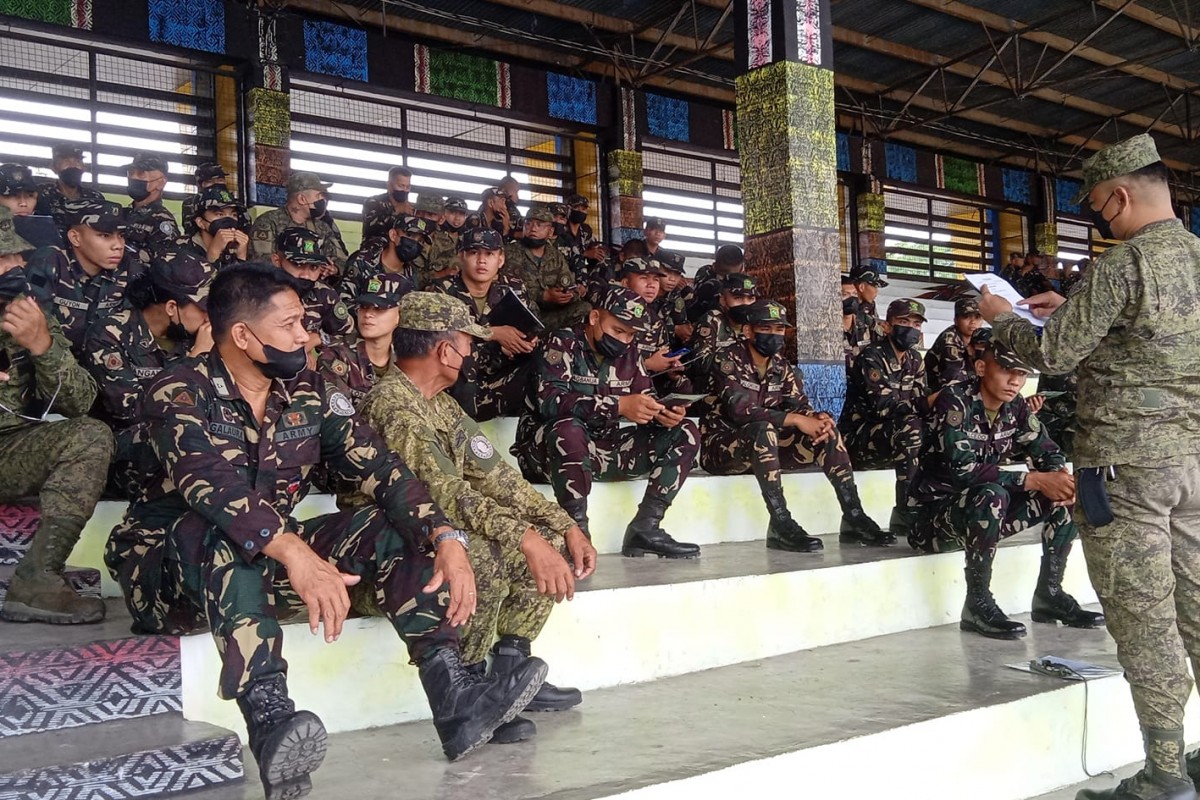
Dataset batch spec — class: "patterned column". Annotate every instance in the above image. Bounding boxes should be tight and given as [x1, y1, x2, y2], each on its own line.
[856, 189, 885, 272]
[246, 8, 289, 210]
[606, 87, 643, 245]
[734, 0, 844, 414]
[1034, 175, 1058, 257]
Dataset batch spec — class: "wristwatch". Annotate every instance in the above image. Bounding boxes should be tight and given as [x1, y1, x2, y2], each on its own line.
[432, 529, 470, 552]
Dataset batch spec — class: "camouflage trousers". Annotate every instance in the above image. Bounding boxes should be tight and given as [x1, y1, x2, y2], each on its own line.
[0, 417, 112, 526]
[1075, 456, 1200, 733]
[459, 532, 562, 665]
[700, 421, 855, 497]
[518, 418, 700, 514]
[842, 412, 923, 503]
[106, 505, 458, 700]
[911, 480, 1076, 565]
[449, 352, 537, 423]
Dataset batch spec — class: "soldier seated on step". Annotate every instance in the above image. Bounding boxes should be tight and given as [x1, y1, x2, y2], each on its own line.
[620, 256, 692, 397]
[512, 286, 702, 559]
[0, 207, 113, 625]
[838, 298, 936, 540]
[699, 299, 891, 552]
[906, 338, 1103, 640]
[356, 292, 597, 743]
[105, 263, 548, 799]
[271, 227, 356, 353]
[505, 206, 590, 333]
[924, 296, 984, 393]
[687, 272, 759, 395]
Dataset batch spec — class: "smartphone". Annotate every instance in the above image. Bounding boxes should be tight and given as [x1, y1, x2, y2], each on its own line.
[665, 347, 691, 359]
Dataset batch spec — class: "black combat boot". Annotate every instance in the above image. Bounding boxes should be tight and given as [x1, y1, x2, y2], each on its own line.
[960, 561, 1027, 640]
[1078, 728, 1194, 800]
[763, 487, 823, 553]
[490, 635, 582, 712]
[834, 482, 895, 546]
[1031, 543, 1105, 628]
[888, 481, 915, 539]
[464, 661, 536, 743]
[1, 516, 105, 624]
[418, 646, 547, 761]
[622, 496, 700, 559]
[562, 503, 590, 539]
[236, 674, 328, 800]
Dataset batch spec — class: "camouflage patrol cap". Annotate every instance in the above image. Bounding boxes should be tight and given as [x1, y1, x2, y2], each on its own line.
[398, 291, 491, 339]
[150, 248, 213, 310]
[526, 206, 555, 224]
[849, 264, 888, 287]
[566, 193, 588, 208]
[550, 202, 569, 219]
[457, 227, 504, 252]
[644, 216, 667, 231]
[740, 299, 794, 327]
[195, 185, 240, 213]
[0, 207, 33, 255]
[983, 338, 1032, 373]
[402, 216, 434, 242]
[444, 196, 469, 213]
[274, 227, 327, 266]
[195, 162, 227, 183]
[126, 152, 169, 174]
[357, 273, 407, 309]
[0, 164, 38, 195]
[1073, 133, 1162, 205]
[62, 199, 126, 233]
[659, 251, 686, 274]
[955, 296, 981, 319]
[287, 171, 331, 195]
[414, 194, 444, 214]
[51, 143, 84, 161]
[721, 273, 759, 297]
[970, 327, 993, 348]
[886, 298, 927, 322]
[597, 286, 651, 330]
[621, 257, 667, 277]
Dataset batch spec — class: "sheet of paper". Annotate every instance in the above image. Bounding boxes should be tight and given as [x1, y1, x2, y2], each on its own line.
[965, 273, 1046, 328]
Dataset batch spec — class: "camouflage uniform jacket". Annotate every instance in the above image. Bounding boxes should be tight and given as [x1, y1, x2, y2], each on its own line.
[35, 181, 105, 228]
[359, 368, 573, 560]
[688, 308, 739, 394]
[339, 242, 419, 307]
[1013, 268, 1055, 299]
[687, 265, 724, 323]
[300, 281, 355, 344]
[361, 193, 411, 241]
[844, 301, 883, 364]
[840, 341, 931, 425]
[701, 339, 813, 438]
[504, 240, 574, 305]
[909, 382, 1065, 505]
[250, 207, 349, 270]
[179, 232, 241, 271]
[924, 325, 973, 392]
[0, 298, 97, 434]
[995, 218, 1200, 468]
[124, 201, 180, 256]
[25, 245, 142, 354]
[316, 340, 393, 409]
[431, 274, 530, 381]
[82, 305, 187, 427]
[424, 230, 460, 285]
[555, 222, 594, 275]
[658, 284, 693, 328]
[124, 350, 450, 564]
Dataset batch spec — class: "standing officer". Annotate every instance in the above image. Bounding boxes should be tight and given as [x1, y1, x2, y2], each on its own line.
[36, 144, 104, 228]
[924, 296, 984, 392]
[0, 207, 112, 625]
[909, 338, 1102, 639]
[505, 207, 589, 331]
[701, 299, 890, 550]
[980, 134, 1200, 800]
[124, 153, 180, 257]
[180, 162, 231, 237]
[271, 228, 354, 349]
[513, 287, 701, 559]
[362, 166, 414, 241]
[251, 171, 349, 271]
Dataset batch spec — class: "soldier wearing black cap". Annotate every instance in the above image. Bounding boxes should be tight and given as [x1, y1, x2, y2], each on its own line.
[924, 296, 985, 392]
[0, 163, 40, 218]
[432, 227, 539, 421]
[555, 193, 596, 275]
[505, 206, 589, 332]
[25, 199, 144, 357]
[361, 166, 414, 241]
[124, 152, 180, 257]
[179, 162, 230, 237]
[340, 215, 428, 306]
[844, 264, 888, 368]
[702, 299, 890, 551]
[317, 273, 406, 410]
[251, 171, 349, 271]
[642, 216, 671, 260]
[427, 196, 469, 280]
[36, 144, 105, 228]
[838, 297, 936, 538]
[272, 227, 354, 350]
[184, 186, 249, 269]
[688, 244, 746, 323]
[514, 286, 702, 559]
[688, 273, 759, 394]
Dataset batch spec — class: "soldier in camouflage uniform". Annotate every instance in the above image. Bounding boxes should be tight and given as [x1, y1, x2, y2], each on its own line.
[271, 228, 355, 349]
[180, 162, 231, 238]
[251, 172, 349, 272]
[182, 185, 249, 270]
[0, 163, 39, 219]
[431, 227, 539, 421]
[34, 143, 105, 230]
[505, 207, 590, 332]
[843, 264, 887, 369]
[0, 208, 112, 625]
[688, 273, 759, 394]
[82, 249, 212, 497]
[361, 166, 414, 241]
[839, 298, 935, 538]
[981, 134, 1200, 800]
[909, 338, 1102, 641]
[701, 299, 890, 551]
[426, 195, 469, 276]
[123, 153, 180, 258]
[412, 194, 458, 289]
[924, 297, 984, 392]
[555, 194, 596, 277]
[655, 251, 694, 345]
[687, 243, 745, 324]
[1012, 252, 1056, 299]
[621, 257, 692, 396]
[105, 264, 548, 796]
[317, 274, 406, 410]
[514, 287, 701, 559]
[25, 199, 143, 358]
[360, 292, 597, 741]
[339, 216, 428, 307]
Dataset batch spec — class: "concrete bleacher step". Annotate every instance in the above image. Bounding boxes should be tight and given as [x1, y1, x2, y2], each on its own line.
[177, 532, 1096, 739]
[0, 714, 244, 799]
[171, 614, 1190, 800]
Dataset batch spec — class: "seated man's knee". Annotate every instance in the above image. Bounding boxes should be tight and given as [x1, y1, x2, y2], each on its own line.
[969, 482, 1010, 509]
[547, 417, 589, 446]
[59, 417, 116, 463]
[743, 420, 776, 443]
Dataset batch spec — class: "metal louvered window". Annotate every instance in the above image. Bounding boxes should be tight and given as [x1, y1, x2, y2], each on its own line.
[642, 141, 743, 263]
[0, 24, 234, 197]
[883, 186, 998, 281]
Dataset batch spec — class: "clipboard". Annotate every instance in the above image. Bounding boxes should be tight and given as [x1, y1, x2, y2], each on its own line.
[487, 285, 544, 336]
[13, 215, 61, 249]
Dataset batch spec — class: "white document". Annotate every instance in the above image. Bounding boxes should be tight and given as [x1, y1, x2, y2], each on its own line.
[965, 273, 1046, 328]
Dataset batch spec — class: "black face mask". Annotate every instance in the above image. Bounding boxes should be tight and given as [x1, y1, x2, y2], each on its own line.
[568, 209, 587, 225]
[207, 216, 240, 236]
[842, 297, 861, 316]
[59, 167, 84, 189]
[753, 333, 785, 357]
[310, 198, 328, 219]
[0, 267, 28, 300]
[391, 190, 409, 203]
[294, 277, 316, 293]
[441, 219, 463, 233]
[522, 236, 547, 249]
[1086, 192, 1118, 241]
[247, 329, 307, 381]
[890, 325, 922, 351]
[595, 331, 630, 359]
[447, 342, 475, 377]
[396, 238, 423, 263]
[128, 179, 151, 202]
[165, 308, 191, 344]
